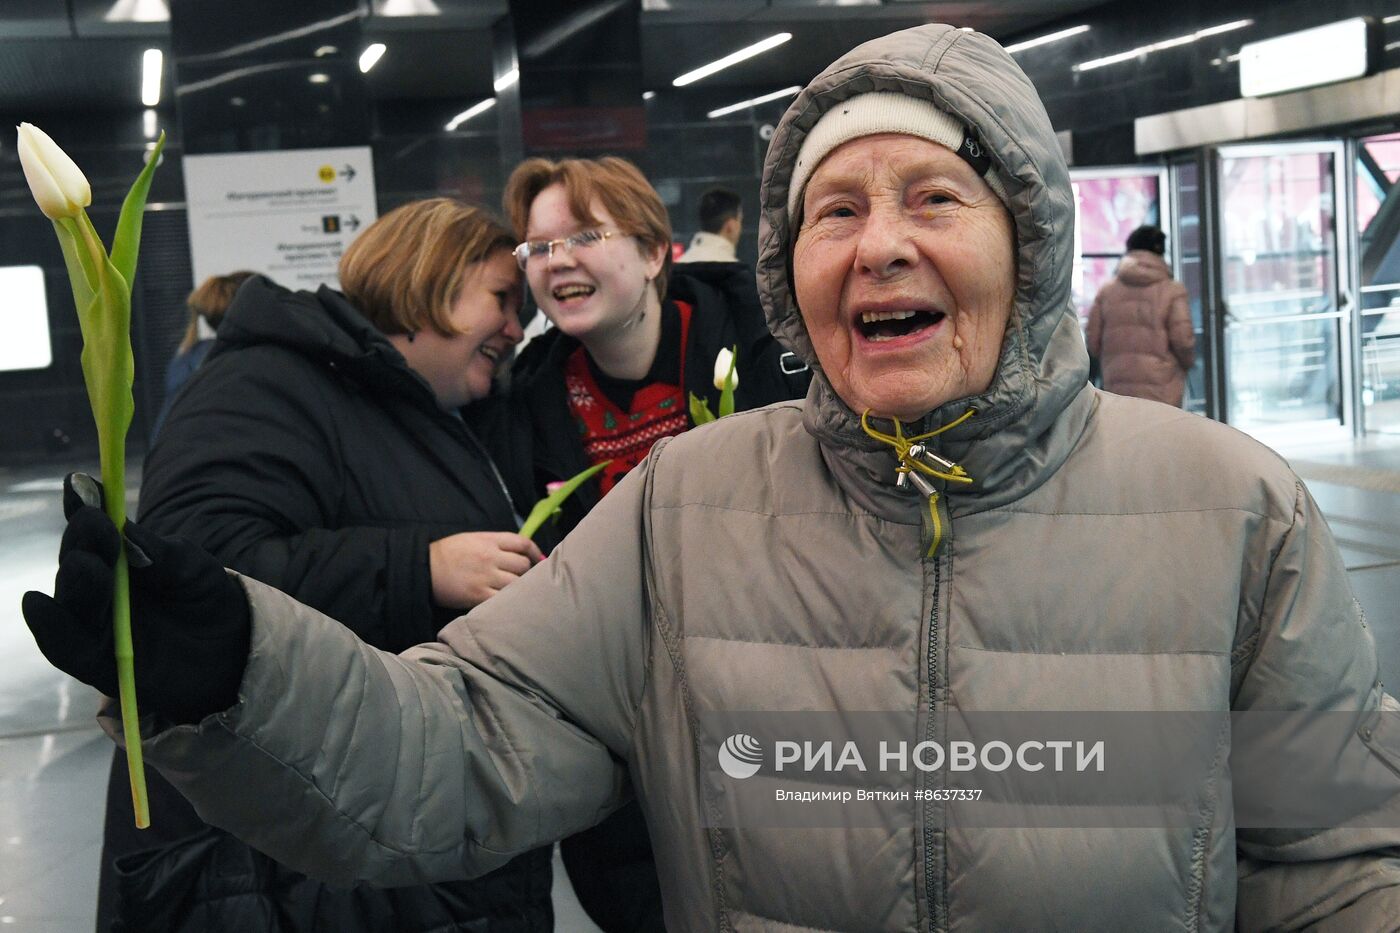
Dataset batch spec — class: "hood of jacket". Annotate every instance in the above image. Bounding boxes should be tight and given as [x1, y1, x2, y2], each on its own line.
[1116, 249, 1171, 287]
[756, 24, 1092, 514]
[210, 275, 439, 406]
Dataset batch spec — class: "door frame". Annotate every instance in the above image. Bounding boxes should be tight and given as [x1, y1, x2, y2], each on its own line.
[1207, 139, 1356, 440]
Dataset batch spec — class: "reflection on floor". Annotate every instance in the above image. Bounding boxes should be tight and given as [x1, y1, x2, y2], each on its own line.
[1273, 433, 1400, 692]
[2, 434, 1398, 930]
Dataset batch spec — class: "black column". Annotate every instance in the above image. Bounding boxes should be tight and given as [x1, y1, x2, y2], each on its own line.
[169, 0, 371, 155]
[492, 13, 524, 173]
[505, 0, 646, 158]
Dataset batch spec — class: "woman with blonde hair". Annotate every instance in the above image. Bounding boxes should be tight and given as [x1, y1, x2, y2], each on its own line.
[150, 270, 254, 437]
[94, 198, 552, 932]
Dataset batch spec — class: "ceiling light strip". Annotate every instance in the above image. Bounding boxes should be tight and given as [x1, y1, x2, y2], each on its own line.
[359, 43, 386, 73]
[493, 68, 520, 92]
[1074, 20, 1252, 72]
[1004, 25, 1090, 55]
[446, 98, 495, 131]
[141, 49, 163, 106]
[674, 33, 792, 87]
[707, 85, 802, 119]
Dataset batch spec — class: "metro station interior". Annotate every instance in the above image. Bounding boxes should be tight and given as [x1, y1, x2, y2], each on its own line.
[2, 1, 1399, 929]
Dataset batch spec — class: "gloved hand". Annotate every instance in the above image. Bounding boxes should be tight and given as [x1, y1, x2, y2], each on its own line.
[22, 473, 251, 725]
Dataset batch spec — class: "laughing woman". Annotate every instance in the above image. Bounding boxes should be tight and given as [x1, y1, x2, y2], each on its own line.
[96, 198, 551, 933]
[478, 156, 809, 537]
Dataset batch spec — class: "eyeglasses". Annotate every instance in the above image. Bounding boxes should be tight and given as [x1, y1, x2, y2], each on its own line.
[513, 229, 621, 270]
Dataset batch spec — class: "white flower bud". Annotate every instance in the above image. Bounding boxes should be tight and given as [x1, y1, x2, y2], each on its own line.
[16, 123, 91, 221]
[713, 347, 738, 392]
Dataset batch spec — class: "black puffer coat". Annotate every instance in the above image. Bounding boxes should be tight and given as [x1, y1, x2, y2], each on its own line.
[97, 275, 551, 932]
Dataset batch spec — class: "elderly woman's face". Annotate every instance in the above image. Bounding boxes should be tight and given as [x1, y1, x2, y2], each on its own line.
[793, 133, 1015, 422]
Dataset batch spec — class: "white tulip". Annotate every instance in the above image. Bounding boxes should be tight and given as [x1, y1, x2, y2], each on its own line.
[16, 123, 91, 220]
[713, 347, 738, 391]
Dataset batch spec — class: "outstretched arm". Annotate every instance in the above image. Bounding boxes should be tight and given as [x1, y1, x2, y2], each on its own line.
[133, 456, 658, 884]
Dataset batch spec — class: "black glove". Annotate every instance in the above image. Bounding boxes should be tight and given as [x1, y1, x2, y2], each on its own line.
[22, 473, 251, 725]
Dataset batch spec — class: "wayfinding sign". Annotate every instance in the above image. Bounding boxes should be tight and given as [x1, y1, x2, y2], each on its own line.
[183, 146, 377, 291]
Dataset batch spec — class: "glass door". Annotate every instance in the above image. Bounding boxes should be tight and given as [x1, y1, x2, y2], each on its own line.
[1356, 131, 1400, 434]
[1069, 166, 1170, 328]
[1215, 142, 1351, 441]
[1170, 157, 1208, 416]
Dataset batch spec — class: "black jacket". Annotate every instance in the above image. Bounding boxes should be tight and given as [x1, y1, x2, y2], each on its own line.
[472, 261, 810, 541]
[97, 276, 551, 932]
[468, 262, 809, 932]
[140, 276, 524, 650]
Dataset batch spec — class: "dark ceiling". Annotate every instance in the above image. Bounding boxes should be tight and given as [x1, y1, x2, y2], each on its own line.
[639, 0, 1113, 93]
[0, 0, 1115, 115]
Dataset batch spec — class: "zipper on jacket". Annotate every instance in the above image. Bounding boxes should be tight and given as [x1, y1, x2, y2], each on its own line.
[922, 491, 950, 933]
[458, 420, 525, 525]
[923, 556, 942, 933]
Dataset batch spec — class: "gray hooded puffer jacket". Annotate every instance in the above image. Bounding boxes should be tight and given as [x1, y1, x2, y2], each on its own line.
[128, 24, 1400, 932]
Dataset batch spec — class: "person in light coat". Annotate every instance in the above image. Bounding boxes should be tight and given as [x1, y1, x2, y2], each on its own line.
[677, 186, 743, 264]
[1086, 224, 1196, 406]
[25, 23, 1400, 932]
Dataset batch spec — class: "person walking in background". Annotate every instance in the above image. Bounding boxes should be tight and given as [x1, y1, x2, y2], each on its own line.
[676, 185, 742, 264]
[96, 199, 551, 933]
[150, 270, 254, 438]
[1086, 224, 1196, 407]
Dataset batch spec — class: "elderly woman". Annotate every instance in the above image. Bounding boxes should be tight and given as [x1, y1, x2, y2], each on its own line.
[25, 24, 1400, 931]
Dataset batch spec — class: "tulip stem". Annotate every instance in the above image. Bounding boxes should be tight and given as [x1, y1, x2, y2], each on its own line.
[111, 550, 148, 827]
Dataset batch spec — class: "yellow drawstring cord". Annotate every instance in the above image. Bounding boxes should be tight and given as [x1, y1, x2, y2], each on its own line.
[926, 494, 942, 559]
[859, 409, 976, 485]
[860, 409, 977, 557]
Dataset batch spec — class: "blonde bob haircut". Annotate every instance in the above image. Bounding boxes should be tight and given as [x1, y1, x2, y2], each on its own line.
[338, 198, 516, 338]
[503, 156, 673, 303]
[179, 270, 255, 353]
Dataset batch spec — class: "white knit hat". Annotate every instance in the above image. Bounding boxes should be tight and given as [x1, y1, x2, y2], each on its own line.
[787, 92, 1008, 217]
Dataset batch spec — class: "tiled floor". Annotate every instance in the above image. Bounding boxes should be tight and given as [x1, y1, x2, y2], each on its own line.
[1274, 433, 1400, 691]
[2, 434, 1398, 931]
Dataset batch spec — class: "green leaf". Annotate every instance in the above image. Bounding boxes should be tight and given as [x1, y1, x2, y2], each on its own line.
[689, 392, 716, 425]
[51, 219, 96, 316]
[110, 132, 165, 298]
[718, 343, 738, 418]
[519, 461, 610, 541]
[73, 213, 135, 530]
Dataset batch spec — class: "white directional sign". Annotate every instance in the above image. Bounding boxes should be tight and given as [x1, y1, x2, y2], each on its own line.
[1240, 18, 1373, 98]
[183, 146, 377, 291]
